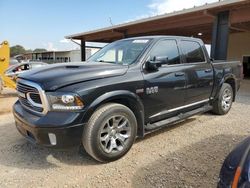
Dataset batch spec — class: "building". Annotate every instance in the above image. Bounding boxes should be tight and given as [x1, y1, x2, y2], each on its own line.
[23, 47, 100, 63]
[65, 0, 250, 78]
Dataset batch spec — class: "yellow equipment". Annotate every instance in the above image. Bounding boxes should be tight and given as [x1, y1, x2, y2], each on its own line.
[0, 41, 16, 93]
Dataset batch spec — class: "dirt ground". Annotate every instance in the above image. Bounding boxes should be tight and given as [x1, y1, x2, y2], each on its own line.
[0, 80, 250, 188]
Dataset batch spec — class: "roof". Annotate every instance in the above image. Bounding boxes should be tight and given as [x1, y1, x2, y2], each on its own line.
[119, 35, 203, 41]
[65, 0, 250, 43]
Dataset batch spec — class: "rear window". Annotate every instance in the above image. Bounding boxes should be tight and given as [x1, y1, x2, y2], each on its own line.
[180, 41, 205, 63]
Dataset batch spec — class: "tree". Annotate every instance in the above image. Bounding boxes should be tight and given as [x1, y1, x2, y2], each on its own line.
[33, 48, 47, 53]
[10, 45, 26, 57]
[25, 49, 33, 53]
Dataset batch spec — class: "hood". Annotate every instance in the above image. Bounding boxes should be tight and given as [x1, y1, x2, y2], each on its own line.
[19, 62, 128, 90]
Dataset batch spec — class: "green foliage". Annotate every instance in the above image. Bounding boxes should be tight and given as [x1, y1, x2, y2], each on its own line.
[10, 45, 48, 57]
[25, 49, 33, 53]
[33, 48, 47, 53]
[10, 45, 26, 57]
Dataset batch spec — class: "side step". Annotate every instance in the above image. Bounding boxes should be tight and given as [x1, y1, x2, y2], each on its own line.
[145, 105, 212, 131]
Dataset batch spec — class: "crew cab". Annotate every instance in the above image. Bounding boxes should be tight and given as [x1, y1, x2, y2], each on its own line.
[13, 36, 242, 162]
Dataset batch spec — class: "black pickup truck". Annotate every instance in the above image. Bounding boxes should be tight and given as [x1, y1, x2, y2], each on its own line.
[13, 36, 242, 162]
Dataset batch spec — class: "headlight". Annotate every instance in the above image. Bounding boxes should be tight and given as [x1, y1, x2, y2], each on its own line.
[47, 92, 84, 111]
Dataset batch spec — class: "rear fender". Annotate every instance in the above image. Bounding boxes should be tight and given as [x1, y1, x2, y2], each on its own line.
[215, 73, 236, 101]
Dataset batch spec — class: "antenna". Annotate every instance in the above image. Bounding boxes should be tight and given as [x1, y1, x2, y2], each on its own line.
[109, 17, 114, 26]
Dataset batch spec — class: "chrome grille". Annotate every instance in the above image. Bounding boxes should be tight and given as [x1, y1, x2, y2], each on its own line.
[17, 83, 38, 94]
[17, 81, 44, 113]
[29, 93, 42, 104]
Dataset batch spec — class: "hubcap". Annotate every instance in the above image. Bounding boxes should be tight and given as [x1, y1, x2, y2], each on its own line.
[221, 88, 232, 111]
[99, 115, 131, 154]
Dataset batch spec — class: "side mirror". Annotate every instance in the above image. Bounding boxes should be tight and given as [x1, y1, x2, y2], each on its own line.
[153, 56, 169, 65]
[145, 56, 168, 71]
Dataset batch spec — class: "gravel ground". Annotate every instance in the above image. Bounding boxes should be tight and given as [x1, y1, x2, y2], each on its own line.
[0, 80, 250, 188]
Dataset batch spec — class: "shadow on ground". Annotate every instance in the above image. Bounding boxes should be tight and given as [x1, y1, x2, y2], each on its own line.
[236, 79, 250, 105]
[0, 117, 198, 170]
[132, 134, 247, 188]
[0, 122, 98, 169]
[137, 117, 197, 143]
[0, 140, 99, 169]
[0, 112, 246, 183]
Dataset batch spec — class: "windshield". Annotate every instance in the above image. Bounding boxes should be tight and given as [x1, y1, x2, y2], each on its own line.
[88, 39, 151, 65]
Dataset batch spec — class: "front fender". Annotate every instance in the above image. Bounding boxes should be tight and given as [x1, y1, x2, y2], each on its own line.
[82, 90, 145, 137]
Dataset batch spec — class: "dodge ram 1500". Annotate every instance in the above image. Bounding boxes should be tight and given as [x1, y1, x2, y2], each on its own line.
[13, 36, 242, 162]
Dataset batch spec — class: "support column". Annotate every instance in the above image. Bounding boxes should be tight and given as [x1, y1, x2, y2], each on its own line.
[81, 39, 86, 61]
[53, 52, 56, 62]
[123, 30, 128, 38]
[211, 11, 230, 60]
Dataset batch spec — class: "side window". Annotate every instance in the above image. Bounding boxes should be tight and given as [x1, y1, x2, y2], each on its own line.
[149, 40, 180, 65]
[180, 41, 205, 63]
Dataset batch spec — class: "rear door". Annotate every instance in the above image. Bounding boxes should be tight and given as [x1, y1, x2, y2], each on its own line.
[179, 40, 214, 105]
[142, 39, 187, 121]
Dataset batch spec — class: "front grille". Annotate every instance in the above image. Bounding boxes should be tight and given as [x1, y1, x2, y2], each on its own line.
[29, 93, 42, 104]
[17, 82, 38, 94]
[17, 81, 44, 113]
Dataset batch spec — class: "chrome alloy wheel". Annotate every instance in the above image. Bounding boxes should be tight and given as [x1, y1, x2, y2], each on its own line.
[221, 88, 232, 111]
[99, 115, 131, 154]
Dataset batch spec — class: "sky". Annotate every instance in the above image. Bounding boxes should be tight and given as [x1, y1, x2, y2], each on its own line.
[0, 0, 218, 51]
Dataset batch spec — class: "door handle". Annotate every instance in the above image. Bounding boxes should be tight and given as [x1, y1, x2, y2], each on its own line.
[175, 72, 185, 77]
[204, 69, 212, 73]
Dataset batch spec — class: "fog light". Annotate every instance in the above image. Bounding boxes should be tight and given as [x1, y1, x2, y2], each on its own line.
[48, 133, 57, 145]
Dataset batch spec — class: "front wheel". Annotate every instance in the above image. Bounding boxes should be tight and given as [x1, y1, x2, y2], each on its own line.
[212, 83, 233, 115]
[82, 103, 137, 162]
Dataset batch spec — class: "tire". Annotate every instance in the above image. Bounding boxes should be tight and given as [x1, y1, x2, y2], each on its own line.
[212, 83, 233, 115]
[82, 103, 137, 162]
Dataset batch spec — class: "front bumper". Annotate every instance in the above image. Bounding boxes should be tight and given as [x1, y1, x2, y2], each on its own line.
[13, 101, 85, 148]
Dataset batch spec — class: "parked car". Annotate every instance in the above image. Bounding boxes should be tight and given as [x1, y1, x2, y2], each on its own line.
[13, 36, 242, 162]
[218, 137, 250, 188]
[9, 58, 19, 66]
[5, 61, 47, 82]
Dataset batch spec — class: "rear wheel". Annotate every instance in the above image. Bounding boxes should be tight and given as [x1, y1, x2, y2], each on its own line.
[212, 83, 233, 115]
[82, 103, 137, 162]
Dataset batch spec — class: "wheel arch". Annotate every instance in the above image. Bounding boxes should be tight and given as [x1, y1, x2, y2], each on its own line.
[216, 74, 236, 102]
[83, 90, 145, 137]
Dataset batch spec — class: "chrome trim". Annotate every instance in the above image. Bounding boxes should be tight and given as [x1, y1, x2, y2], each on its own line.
[17, 79, 50, 115]
[26, 92, 43, 108]
[17, 91, 26, 98]
[149, 99, 210, 118]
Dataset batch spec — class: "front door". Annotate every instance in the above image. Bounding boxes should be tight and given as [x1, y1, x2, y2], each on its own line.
[142, 39, 187, 122]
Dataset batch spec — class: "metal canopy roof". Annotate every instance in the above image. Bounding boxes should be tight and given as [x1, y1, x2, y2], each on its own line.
[65, 0, 250, 43]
